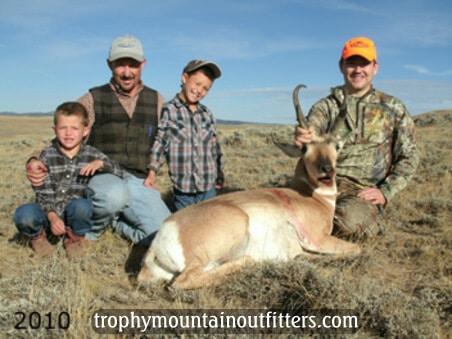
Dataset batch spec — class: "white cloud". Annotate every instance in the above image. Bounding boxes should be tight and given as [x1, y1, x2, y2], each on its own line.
[404, 65, 452, 77]
[306, 0, 376, 13]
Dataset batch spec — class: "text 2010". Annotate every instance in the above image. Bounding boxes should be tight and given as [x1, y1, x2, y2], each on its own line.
[14, 311, 70, 330]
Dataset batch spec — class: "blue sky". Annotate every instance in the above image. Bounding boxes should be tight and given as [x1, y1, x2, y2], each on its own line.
[1, 0, 451, 124]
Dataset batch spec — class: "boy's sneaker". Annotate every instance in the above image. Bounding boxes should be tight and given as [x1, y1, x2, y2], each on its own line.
[30, 230, 56, 258]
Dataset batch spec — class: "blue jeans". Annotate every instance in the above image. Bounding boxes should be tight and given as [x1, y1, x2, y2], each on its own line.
[173, 186, 217, 211]
[13, 199, 93, 238]
[85, 173, 171, 245]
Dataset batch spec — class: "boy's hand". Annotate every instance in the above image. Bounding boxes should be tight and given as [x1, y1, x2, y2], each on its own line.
[80, 160, 104, 176]
[26, 159, 48, 186]
[48, 212, 66, 236]
[216, 178, 224, 190]
[144, 170, 158, 189]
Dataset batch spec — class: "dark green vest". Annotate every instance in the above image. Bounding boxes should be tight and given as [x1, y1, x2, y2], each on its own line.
[88, 84, 158, 178]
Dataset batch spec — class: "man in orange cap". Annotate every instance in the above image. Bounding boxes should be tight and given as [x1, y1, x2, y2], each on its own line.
[294, 36, 419, 237]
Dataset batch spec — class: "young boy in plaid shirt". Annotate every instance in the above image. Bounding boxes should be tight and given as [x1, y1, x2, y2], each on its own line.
[13, 102, 124, 259]
[145, 60, 224, 210]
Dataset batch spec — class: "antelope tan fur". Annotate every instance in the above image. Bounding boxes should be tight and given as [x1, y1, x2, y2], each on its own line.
[138, 85, 361, 289]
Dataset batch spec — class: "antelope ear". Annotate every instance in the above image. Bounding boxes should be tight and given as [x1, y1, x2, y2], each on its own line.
[271, 133, 302, 158]
[273, 142, 303, 158]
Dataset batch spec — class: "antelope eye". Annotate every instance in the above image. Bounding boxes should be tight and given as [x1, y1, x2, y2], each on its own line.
[301, 145, 308, 154]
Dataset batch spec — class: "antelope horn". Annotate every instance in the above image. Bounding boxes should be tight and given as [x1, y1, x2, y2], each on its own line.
[293, 84, 308, 129]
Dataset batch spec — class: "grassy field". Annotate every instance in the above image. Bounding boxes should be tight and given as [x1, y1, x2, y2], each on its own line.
[0, 112, 450, 338]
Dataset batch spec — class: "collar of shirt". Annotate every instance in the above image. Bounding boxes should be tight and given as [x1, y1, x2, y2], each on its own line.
[173, 93, 207, 114]
[52, 137, 86, 158]
[109, 78, 144, 118]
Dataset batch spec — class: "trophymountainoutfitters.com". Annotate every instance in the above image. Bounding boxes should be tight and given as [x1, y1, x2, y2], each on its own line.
[91, 309, 360, 335]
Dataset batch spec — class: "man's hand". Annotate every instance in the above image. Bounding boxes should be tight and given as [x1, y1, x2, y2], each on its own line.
[26, 159, 48, 186]
[358, 188, 386, 206]
[294, 126, 315, 148]
[216, 178, 224, 190]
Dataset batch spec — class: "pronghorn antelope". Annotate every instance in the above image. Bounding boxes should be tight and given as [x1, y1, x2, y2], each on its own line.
[138, 84, 361, 289]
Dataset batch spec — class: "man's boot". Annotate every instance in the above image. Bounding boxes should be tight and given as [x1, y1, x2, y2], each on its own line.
[64, 228, 90, 260]
[30, 229, 55, 258]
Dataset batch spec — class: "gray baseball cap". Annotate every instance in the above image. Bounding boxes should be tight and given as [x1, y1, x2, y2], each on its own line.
[183, 60, 221, 79]
[108, 35, 145, 62]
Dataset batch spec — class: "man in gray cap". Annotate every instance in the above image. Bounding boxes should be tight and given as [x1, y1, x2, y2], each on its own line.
[26, 34, 171, 247]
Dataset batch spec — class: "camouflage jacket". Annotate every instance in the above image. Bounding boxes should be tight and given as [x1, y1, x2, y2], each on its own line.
[307, 85, 419, 202]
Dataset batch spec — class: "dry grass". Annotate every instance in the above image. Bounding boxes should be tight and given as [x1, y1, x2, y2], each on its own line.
[0, 112, 450, 338]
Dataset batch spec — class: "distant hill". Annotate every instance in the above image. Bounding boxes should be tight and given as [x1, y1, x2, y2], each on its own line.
[412, 109, 452, 127]
[0, 112, 53, 117]
[2, 110, 451, 126]
[0, 112, 250, 125]
[216, 119, 248, 125]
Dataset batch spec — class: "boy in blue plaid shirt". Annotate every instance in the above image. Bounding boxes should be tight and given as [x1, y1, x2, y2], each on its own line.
[13, 102, 124, 259]
[145, 60, 224, 210]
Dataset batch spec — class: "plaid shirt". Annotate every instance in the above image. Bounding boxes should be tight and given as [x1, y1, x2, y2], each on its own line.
[150, 95, 224, 193]
[33, 139, 125, 216]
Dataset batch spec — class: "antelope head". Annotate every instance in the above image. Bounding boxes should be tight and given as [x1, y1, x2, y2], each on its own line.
[274, 84, 343, 191]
